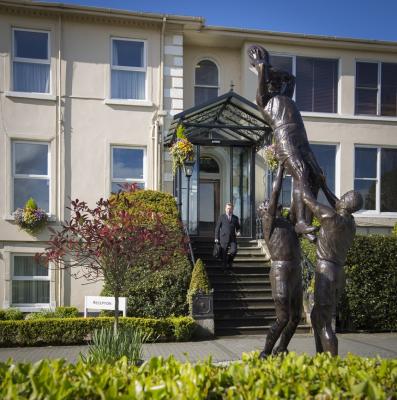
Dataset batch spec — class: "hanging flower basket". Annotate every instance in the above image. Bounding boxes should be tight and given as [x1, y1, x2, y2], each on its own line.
[13, 198, 48, 235]
[169, 125, 194, 174]
[263, 144, 278, 171]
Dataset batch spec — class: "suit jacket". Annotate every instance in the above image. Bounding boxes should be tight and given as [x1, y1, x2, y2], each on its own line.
[215, 214, 241, 248]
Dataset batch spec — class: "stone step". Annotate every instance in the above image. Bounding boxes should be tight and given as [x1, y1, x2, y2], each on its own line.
[214, 307, 277, 319]
[214, 288, 273, 298]
[214, 298, 275, 307]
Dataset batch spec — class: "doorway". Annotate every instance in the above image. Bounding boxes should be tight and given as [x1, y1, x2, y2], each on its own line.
[199, 179, 220, 236]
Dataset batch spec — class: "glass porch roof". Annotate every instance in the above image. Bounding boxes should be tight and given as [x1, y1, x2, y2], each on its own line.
[165, 91, 272, 150]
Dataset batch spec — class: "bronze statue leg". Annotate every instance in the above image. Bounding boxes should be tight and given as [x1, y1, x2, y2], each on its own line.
[260, 263, 289, 357]
[312, 260, 342, 356]
[274, 266, 303, 354]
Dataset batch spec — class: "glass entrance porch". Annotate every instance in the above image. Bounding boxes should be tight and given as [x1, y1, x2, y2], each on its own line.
[166, 90, 272, 239]
[176, 145, 253, 237]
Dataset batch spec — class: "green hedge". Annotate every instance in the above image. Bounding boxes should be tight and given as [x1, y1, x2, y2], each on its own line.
[301, 235, 397, 331]
[0, 308, 23, 321]
[0, 316, 195, 346]
[104, 189, 192, 318]
[0, 353, 396, 399]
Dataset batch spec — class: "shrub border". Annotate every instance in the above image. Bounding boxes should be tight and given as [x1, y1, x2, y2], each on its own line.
[0, 316, 196, 347]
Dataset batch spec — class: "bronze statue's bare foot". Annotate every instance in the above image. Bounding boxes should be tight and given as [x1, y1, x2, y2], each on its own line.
[259, 350, 271, 359]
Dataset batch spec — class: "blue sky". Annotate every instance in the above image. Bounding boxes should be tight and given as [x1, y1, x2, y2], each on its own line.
[37, 0, 397, 42]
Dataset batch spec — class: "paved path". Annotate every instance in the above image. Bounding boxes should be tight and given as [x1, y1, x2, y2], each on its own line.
[0, 333, 396, 364]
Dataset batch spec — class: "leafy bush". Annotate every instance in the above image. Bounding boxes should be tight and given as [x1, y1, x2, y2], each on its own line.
[0, 353, 396, 398]
[81, 327, 150, 364]
[344, 235, 397, 330]
[392, 222, 397, 237]
[187, 259, 211, 314]
[25, 306, 80, 320]
[103, 190, 192, 318]
[301, 235, 397, 331]
[0, 316, 195, 346]
[0, 308, 23, 321]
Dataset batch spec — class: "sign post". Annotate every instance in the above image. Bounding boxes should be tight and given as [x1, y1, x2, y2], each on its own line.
[84, 296, 127, 317]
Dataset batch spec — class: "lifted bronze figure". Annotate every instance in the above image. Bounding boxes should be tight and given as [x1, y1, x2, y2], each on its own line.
[248, 44, 337, 239]
[258, 165, 302, 357]
[303, 190, 362, 355]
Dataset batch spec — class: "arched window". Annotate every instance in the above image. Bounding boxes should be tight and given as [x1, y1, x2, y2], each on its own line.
[200, 156, 220, 173]
[194, 59, 219, 106]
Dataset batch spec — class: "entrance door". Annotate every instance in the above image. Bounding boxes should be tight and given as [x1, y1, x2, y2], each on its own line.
[199, 179, 220, 237]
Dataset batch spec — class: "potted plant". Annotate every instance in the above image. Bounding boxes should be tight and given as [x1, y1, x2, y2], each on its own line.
[13, 198, 48, 235]
[187, 258, 214, 338]
[169, 125, 194, 174]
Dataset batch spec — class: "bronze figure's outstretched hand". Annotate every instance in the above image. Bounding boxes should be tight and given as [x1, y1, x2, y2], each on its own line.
[248, 45, 269, 67]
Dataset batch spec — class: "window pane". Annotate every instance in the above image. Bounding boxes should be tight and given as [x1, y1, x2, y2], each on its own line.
[13, 62, 50, 93]
[269, 55, 293, 74]
[381, 63, 397, 116]
[194, 86, 218, 106]
[356, 62, 378, 88]
[113, 148, 144, 179]
[355, 88, 378, 115]
[281, 175, 292, 207]
[380, 148, 397, 212]
[14, 256, 48, 276]
[14, 30, 48, 60]
[112, 40, 144, 68]
[195, 60, 218, 86]
[111, 182, 144, 193]
[311, 144, 336, 205]
[12, 280, 49, 304]
[15, 142, 48, 175]
[296, 57, 338, 113]
[355, 147, 377, 178]
[111, 70, 145, 99]
[354, 179, 376, 210]
[14, 178, 49, 212]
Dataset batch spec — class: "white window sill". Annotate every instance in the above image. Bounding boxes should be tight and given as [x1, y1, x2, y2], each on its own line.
[104, 98, 153, 107]
[4, 214, 56, 222]
[5, 91, 56, 101]
[354, 212, 397, 219]
[301, 111, 397, 123]
[12, 305, 51, 313]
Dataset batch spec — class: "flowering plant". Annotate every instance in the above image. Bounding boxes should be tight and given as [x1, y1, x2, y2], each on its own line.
[13, 198, 48, 235]
[169, 125, 194, 174]
[263, 144, 278, 171]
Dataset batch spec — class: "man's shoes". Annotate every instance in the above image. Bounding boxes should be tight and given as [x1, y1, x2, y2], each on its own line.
[259, 350, 270, 359]
[295, 221, 318, 235]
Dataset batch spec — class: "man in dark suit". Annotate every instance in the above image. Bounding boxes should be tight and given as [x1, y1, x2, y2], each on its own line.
[215, 203, 241, 271]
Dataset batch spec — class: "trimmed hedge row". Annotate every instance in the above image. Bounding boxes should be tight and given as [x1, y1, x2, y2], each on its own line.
[1, 353, 396, 399]
[301, 235, 397, 331]
[0, 316, 196, 346]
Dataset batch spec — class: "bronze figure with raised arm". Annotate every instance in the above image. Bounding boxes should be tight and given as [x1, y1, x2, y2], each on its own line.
[257, 164, 302, 357]
[303, 190, 363, 355]
[248, 44, 338, 239]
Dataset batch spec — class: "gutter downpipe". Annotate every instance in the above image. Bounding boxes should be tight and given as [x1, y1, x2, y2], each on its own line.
[157, 16, 167, 191]
[57, 14, 62, 307]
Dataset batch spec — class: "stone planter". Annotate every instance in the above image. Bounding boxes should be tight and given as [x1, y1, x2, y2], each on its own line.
[191, 290, 214, 338]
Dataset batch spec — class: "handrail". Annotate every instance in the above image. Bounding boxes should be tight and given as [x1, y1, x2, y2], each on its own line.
[184, 225, 195, 265]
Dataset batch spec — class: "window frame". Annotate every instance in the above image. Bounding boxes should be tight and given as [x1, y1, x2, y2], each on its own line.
[110, 37, 148, 101]
[355, 59, 397, 117]
[354, 144, 397, 216]
[11, 27, 51, 94]
[268, 52, 340, 115]
[110, 145, 147, 193]
[194, 58, 220, 105]
[12, 140, 51, 214]
[11, 253, 51, 309]
[266, 142, 339, 207]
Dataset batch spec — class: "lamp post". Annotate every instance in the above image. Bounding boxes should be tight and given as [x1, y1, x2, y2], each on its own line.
[183, 158, 195, 234]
